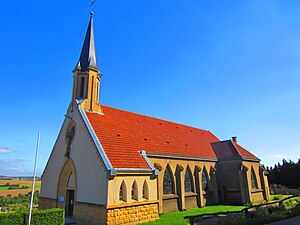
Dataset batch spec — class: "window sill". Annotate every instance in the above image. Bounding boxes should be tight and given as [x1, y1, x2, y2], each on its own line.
[251, 188, 263, 193]
[163, 194, 178, 200]
[185, 192, 197, 197]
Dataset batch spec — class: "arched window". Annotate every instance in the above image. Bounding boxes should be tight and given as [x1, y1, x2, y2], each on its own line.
[251, 169, 258, 189]
[131, 181, 138, 200]
[67, 172, 75, 189]
[119, 181, 126, 202]
[202, 168, 209, 192]
[163, 165, 175, 194]
[79, 77, 85, 98]
[142, 181, 149, 199]
[184, 167, 194, 192]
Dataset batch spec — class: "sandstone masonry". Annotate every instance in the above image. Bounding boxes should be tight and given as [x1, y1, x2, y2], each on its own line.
[107, 203, 159, 225]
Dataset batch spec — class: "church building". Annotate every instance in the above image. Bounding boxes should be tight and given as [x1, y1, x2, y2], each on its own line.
[39, 13, 270, 225]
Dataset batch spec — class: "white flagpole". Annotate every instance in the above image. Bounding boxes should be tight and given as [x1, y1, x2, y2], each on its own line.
[28, 132, 40, 225]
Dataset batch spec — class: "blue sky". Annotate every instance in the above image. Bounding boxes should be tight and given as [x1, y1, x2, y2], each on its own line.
[1, 0, 299, 176]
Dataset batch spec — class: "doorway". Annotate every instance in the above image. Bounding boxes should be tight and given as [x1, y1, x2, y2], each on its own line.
[65, 190, 75, 217]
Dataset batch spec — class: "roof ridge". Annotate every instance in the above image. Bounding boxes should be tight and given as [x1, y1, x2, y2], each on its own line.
[230, 140, 243, 157]
[231, 140, 258, 159]
[211, 139, 231, 144]
[96, 104, 216, 134]
[86, 104, 221, 168]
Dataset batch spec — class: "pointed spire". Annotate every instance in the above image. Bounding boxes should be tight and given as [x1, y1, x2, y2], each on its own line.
[75, 12, 98, 72]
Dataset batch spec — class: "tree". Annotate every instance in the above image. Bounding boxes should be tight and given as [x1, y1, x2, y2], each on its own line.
[268, 158, 300, 188]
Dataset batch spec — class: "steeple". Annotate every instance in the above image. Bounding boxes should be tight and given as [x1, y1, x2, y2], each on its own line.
[75, 12, 98, 72]
[72, 12, 102, 114]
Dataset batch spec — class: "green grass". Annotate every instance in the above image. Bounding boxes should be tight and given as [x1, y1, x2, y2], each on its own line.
[140, 205, 245, 225]
[270, 194, 292, 201]
[141, 196, 300, 225]
[0, 185, 40, 191]
[31, 185, 41, 189]
[0, 187, 9, 190]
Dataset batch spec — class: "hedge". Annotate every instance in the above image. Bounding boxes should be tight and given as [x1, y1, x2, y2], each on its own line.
[0, 208, 64, 225]
[0, 212, 24, 225]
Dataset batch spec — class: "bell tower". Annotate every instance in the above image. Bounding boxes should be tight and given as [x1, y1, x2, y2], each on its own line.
[72, 12, 102, 113]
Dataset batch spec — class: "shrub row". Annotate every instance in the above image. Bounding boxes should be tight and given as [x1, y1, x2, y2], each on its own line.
[0, 208, 64, 225]
[0, 212, 23, 225]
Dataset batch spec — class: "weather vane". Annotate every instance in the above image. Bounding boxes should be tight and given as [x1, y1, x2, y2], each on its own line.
[90, 0, 95, 14]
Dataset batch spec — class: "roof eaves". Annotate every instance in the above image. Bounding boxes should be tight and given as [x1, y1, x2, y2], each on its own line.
[241, 156, 261, 162]
[217, 156, 242, 162]
[108, 151, 159, 175]
[146, 152, 217, 162]
[114, 168, 153, 175]
[77, 101, 116, 177]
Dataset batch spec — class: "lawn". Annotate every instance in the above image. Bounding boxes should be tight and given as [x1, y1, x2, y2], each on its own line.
[270, 194, 292, 201]
[140, 205, 245, 225]
[141, 195, 300, 225]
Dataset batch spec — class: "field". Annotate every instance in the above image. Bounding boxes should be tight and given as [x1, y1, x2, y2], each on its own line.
[0, 179, 41, 197]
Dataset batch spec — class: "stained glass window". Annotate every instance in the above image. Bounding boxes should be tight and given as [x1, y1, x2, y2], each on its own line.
[163, 166, 174, 194]
[184, 167, 194, 192]
[251, 169, 258, 189]
[202, 170, 209, 192]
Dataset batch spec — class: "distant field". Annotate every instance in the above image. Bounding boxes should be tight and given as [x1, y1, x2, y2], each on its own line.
[0, 179, 41, 197]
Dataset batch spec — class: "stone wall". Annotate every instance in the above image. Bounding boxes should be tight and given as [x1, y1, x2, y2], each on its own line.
[162, 195, 179, 213]
[38, 197, 57, 210]
[251, 190, 264, 202]
[107, 202, 159, 225]
[73, 202, 107, 225]
[185, 194, 198, 210]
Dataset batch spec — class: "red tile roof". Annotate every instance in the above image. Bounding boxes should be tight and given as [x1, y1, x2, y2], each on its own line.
[86, 105, 220, 169]
[211, 140, 258, 160]
[232, 141, 258, 159]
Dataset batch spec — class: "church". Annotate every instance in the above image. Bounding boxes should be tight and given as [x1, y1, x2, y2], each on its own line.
[39, 12, 270, 225]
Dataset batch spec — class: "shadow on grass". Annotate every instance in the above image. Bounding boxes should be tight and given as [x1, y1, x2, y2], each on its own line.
[140, 205, 245, 225]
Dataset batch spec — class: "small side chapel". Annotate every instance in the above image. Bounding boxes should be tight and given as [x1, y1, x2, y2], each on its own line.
[39, 13, 270, 225]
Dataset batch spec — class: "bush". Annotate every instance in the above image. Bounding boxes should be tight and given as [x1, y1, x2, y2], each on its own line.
[0, 208, 64, 225]
[8, 203, 28, 212]
[0, 212, 24, 225]
[25, 208, 65, 225]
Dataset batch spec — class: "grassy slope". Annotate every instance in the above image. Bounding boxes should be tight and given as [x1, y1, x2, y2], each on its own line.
[141, 205, 245, 225]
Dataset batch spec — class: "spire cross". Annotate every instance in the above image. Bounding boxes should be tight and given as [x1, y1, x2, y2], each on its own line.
[90, 0, 95, 14]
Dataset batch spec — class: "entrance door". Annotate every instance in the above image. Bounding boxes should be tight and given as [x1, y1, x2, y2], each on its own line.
[66, 190, 75, 216]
